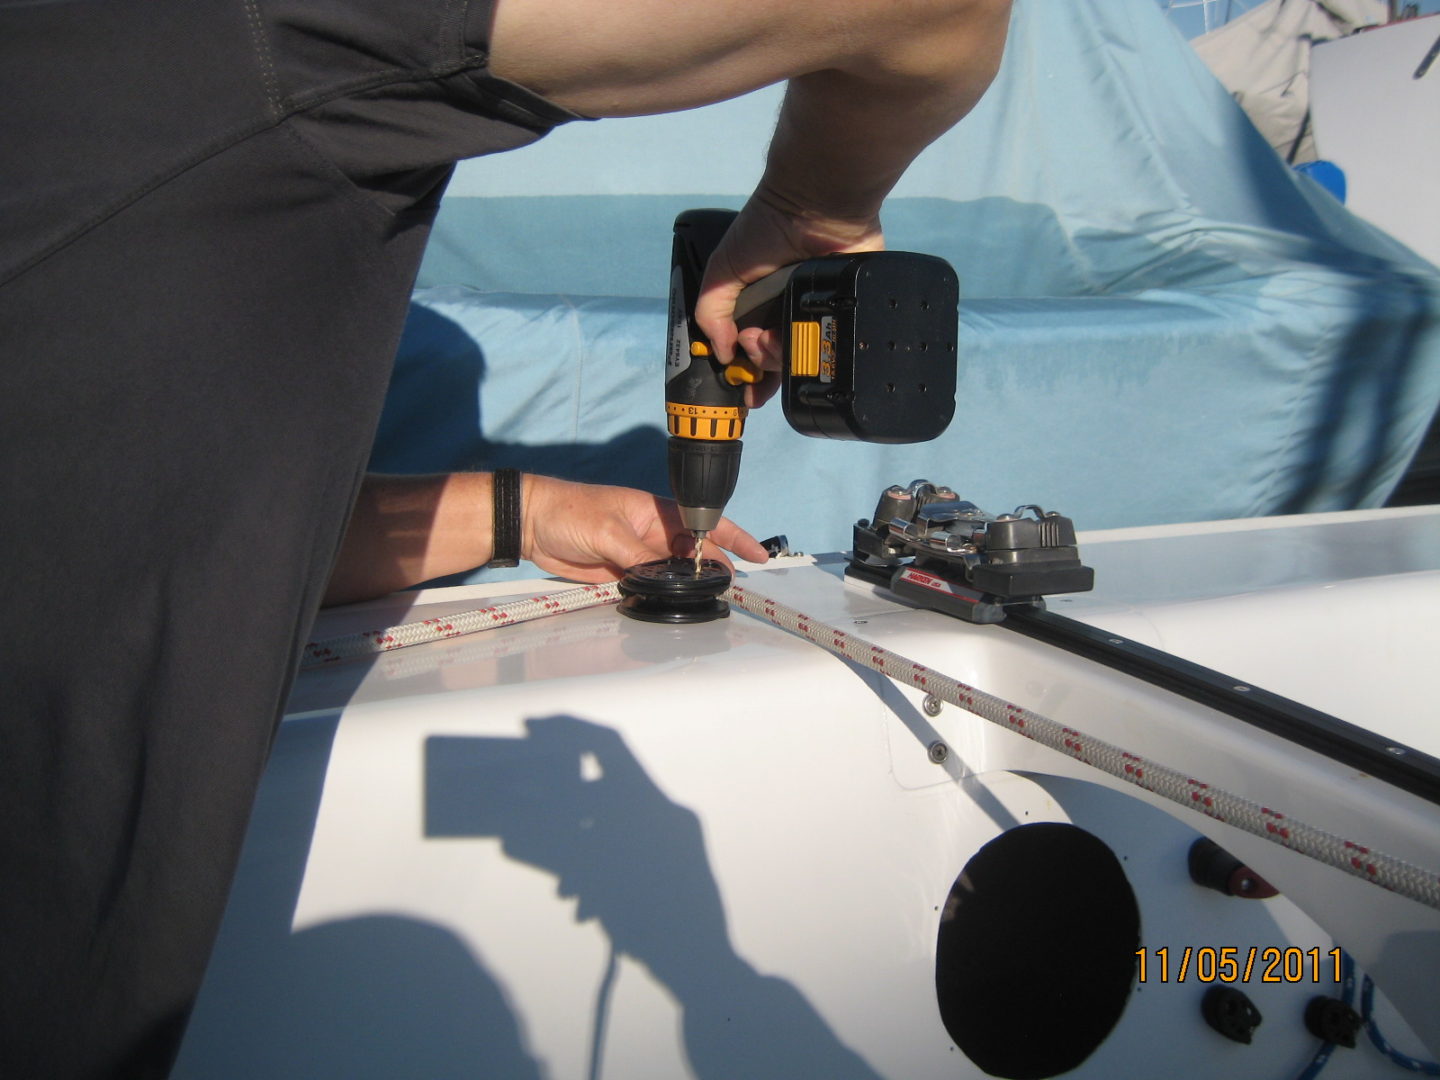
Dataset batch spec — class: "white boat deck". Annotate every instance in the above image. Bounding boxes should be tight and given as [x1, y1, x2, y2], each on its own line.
[176, 507, 1440, 1079]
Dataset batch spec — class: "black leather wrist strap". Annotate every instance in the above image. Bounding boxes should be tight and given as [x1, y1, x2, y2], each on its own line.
[488, 468, 522, 568]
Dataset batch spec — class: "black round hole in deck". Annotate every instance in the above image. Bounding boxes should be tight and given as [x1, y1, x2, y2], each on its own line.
[935, 823, 1139, 1078]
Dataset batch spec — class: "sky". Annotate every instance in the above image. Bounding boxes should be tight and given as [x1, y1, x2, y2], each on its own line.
[1157, 0, 1440, 39]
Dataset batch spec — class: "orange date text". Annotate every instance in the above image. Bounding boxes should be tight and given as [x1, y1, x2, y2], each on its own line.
[1135, 946, 1341, 984]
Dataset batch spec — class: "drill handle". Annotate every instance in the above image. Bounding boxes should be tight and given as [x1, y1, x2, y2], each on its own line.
[666, 210, 748, 415]
[733, 264, 797, 331]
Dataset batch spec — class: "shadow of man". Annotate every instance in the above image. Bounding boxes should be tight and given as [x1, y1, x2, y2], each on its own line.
[426, 715, 884, 1080]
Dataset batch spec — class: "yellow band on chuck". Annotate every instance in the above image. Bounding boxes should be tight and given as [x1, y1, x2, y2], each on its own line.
[666, 401, 747, 440]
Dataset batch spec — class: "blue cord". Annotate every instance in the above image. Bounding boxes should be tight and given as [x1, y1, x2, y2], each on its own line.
[1295, 1039, 1338, 1080]
[1361, 971, 1440, 1076]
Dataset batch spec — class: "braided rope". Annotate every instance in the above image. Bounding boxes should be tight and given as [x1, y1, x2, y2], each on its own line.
[726, 583, 1440, 911]
[371, 616, 624, 682]
[301, 582, 620, 669]
[299, 576, 1440, 909]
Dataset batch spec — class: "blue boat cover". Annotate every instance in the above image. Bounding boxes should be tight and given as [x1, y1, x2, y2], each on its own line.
[371, 0, 1440, 575]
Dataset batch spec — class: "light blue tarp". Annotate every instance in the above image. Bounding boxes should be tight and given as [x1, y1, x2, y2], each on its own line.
[372, 0, 1440, 571]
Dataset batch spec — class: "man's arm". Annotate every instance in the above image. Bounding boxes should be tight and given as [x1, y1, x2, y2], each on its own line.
[489, 0, 1012, 361]
[325, 2, 1010, 606]
[323, 473, 768, 606]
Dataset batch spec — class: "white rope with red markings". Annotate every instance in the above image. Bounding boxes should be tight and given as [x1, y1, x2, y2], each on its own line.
[300, 578, 1440, 910]
[725, 582, 1440, 911]
[301, 582, 621, 668]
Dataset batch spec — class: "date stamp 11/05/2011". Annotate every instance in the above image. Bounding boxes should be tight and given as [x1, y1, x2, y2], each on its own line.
[1135, 946, 1342, 985]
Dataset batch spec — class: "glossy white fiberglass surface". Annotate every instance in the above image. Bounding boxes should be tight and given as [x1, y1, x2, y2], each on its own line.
[175, 508, 1440, 1078]
[1059, 506, 1440, 752]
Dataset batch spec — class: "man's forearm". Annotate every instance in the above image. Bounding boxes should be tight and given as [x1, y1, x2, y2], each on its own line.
[762, 6, 1010, 225]
[674, 0, 1012, 357]
[323, 473, 493, 606]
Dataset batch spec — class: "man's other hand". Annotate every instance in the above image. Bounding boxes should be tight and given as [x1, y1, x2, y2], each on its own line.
[522, 475, 769, 582]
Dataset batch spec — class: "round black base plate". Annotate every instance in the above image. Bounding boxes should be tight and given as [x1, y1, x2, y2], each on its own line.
[617, 557, 731, 624]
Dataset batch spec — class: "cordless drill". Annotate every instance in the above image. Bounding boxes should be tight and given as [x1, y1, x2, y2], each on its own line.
[666, 209, 961, 567]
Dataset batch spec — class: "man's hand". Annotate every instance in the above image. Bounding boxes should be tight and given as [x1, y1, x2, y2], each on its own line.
[324, 473, 768, 605]
[693, 189, 886, 407]
[522, 475, 768, 582]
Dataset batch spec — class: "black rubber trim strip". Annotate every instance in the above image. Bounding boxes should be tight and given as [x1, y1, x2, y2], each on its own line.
[1001, 605, 1440, 808]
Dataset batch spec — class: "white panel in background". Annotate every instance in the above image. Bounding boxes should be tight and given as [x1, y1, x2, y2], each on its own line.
[1310, 16, 1440, 268]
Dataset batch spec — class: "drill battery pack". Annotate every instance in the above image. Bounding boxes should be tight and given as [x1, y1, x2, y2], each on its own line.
[735, 251, 959, 443]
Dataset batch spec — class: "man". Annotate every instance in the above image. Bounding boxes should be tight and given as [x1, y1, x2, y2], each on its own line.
[0, 0, 1009, 1074]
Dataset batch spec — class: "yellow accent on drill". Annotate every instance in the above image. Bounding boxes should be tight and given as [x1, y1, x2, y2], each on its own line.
[723, 361, 761, 386]
[666, 401, 747, 440]
[791, 321, 821, 377]
[689, 341, 711, 357]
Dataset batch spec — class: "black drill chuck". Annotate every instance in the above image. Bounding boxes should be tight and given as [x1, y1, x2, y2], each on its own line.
[667, 436, 742, 534]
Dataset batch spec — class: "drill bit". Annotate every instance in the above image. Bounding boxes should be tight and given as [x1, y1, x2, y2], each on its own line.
[692, 531, 707, 575]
